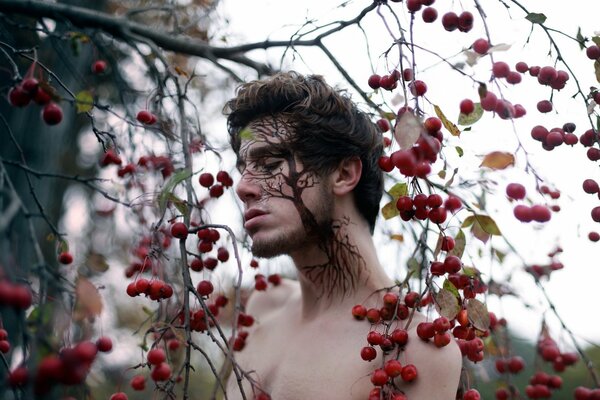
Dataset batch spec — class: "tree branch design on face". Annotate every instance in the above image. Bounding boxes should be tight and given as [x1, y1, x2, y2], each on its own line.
[238, 117, 367, 300]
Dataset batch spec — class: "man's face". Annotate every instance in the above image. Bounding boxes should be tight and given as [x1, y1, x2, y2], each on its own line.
[235, 117, 334, 258]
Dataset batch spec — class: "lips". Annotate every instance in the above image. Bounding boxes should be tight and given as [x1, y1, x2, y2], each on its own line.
[244, 208, 267, 223]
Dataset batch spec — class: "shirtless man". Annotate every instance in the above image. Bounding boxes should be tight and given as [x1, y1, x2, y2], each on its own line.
[223, 71, 462, 400]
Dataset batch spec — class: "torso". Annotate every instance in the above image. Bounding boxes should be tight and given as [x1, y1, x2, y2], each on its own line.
[225, 279, 461, 400]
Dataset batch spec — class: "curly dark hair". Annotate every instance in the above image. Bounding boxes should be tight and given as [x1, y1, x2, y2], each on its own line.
[224, 71, 384, 233]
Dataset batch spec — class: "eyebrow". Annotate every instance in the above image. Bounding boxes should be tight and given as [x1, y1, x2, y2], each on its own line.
[236, 145, 289, 170]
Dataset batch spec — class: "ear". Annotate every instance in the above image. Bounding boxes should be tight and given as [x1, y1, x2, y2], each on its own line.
[331, 157, 362, 196]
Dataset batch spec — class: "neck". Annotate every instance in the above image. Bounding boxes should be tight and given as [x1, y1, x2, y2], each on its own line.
[290, 215, 393, 319]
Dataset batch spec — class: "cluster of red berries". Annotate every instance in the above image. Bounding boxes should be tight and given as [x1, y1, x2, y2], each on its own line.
[254, 273, 282, 290]
[199, 171, 234, 198]
[530, 123, 579, 152]
[137, 154, 175, 179]
[505, 182, 553, 223]
[145, 348, 172, 381]
[126, 278, 173, 300]
[0, 280, 32, 310]
[394, 191, 462, 225]
[136, 109, 158, 125]
[0, 328, 11, 354]
[8, 76, 63, 125]
[573, 386, 600, 400]
[21, 339, 111, 395]
[378, 115, 445, 180]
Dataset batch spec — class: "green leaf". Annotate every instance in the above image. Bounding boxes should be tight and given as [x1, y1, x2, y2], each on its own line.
[442, 279, 460, 298]
[240, 128, 254, 140]
[457, 103, 484, 126]
[462, 215, 475, 228]
[75, 90, 93, 113]
[449, 229, 466, 258]
[462, 266, 479, 277]
[158, 169, 193, 214]
[474, 215, 502, 235]
[455, 146, 464, 157]
[387, 182, 408, 198]
[576, 27, 585, 50]
[593, 36, 600, 48]
[407, 257, 421, 275]
[525, 12, 547, 24]
[595, 60, 600, 84]
[493, 248, 506, 263]
[167, 192, 189, 215]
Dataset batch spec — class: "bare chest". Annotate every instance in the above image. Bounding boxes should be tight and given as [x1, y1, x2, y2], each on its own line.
[227, 313, 373, 400]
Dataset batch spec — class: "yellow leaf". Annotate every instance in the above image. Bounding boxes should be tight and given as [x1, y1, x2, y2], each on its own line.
[75, 90, 93, 113]
[382, 200, 399, 220]
[434, 105, 461, 137]
[86, 253, 109, 272]
[480, 151, 515, 170]
[390, 234, 404, 242]
[174, 65, 189, 77]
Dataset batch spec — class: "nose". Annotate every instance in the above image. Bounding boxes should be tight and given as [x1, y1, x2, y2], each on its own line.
[235, 171, 262, 204]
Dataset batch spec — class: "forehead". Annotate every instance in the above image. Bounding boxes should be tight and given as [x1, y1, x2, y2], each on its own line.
[238, 117, 292, 156]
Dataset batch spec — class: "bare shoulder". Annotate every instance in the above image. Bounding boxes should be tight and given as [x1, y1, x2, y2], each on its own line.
[245, 277, 300, 317]
[398, 313, 463, 400]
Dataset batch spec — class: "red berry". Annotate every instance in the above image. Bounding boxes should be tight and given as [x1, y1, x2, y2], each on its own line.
[460, 99, 475, 115]
[513, 205, 533, 222]
[199, 172, 214, 188]
[197, 280, 214, 296]
[376, 118, 391, 132]
[370, 368, 389, 386]
[401, 364, 418, 382]
[422, 7, 438, 23]
[530, 204, 551, 222]
[472, 38, 489, 55]
[583, 179, 599, 194]
[537, 100, 553, 113]
[136, 110, 155, 124]
[147, 348, 166, 365]
[170, 222, 188, 239]
[151, 362, 171, 381]
[8, 85, 31, 107]
[506, 183, 526, 200]
[441, 236, 455, 251]
[42, 102, 63, 125]
[209, 184, 224, 198]
[110, 393, 128, 400]
[417, 322, 436, 340]
[492, 61, 510, 78]
[384, 359, 403, 377]
[92, 60, 107, 74]
[360, 346, 377, 361]
[507, 356, 525, 373]
[378, 156, 394, 172]
[130, 375, 146, 391]
[21, 78, 39, 93]
[463, 389, 481, 400]
[409, 80, 427, 96]
[443, 255, 462, 274]
[7, 366, 28, 387]
[586, 45, 600, 60]
[96, 336, 113, 352]
[441, 12, 459, 31]
[58, 251, 73, 265]
[589, 231, 600, 242]
[33, 87, 51, 105]
[406, 0, 421, 13]
[368, 74, 381, 89]
[458, 11, 474, 32]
